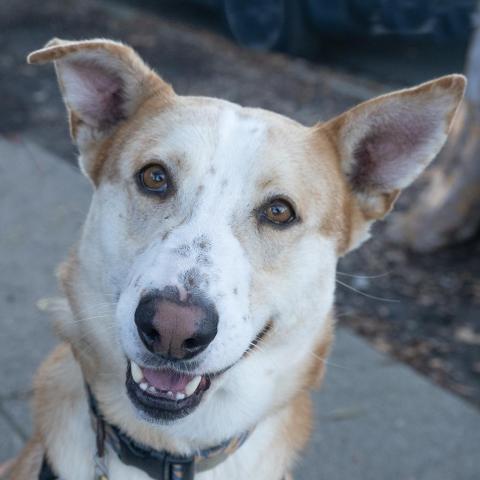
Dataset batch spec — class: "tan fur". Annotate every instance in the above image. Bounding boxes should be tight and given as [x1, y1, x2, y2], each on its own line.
[283, 392, 314, 457]
[89, 95, 179, 185]
[33, 344, 82, 435]
[55, 252, 81, 340]
[305, 314, 335, 389]
[5, 436, 44, 480]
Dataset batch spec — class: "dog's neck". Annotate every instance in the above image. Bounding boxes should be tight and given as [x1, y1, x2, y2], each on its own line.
[83, 383, 252, 479]
[36, 343, 303, 479]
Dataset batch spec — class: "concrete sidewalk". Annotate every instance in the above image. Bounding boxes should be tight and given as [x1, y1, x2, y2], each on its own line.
[1, 138, 479, 479]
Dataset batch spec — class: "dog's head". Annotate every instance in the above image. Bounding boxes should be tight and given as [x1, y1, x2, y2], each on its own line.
[28, 39, 464, 442]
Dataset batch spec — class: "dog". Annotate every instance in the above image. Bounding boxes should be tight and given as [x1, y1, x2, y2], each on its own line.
[4, 38, 464, 480]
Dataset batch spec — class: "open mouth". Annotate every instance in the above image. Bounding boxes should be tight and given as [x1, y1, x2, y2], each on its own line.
[126, 361, 211, 421]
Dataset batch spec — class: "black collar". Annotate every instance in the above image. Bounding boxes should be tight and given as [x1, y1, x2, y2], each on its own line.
[39, 384, 250, 480]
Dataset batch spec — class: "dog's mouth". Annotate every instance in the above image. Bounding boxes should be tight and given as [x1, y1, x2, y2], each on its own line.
[126, 361, 212, 421]
[125, 322, 273, 422]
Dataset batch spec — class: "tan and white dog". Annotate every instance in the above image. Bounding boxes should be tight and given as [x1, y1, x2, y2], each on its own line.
[5, 39, 464, 480]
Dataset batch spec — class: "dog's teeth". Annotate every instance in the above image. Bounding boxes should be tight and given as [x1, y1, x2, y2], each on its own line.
[130, 362, 143, 383]
[139, 382, 148, 391]
[147, 386, 157, 394]
[167, 391, 174, 399]
[175, 392, 185, 401]
[185, 375, 202, 396]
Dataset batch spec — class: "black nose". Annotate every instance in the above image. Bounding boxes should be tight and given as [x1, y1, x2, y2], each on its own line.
[134, 287, 218, 360]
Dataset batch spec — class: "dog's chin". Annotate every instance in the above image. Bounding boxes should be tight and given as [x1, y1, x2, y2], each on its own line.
[125, 361, 218, 423]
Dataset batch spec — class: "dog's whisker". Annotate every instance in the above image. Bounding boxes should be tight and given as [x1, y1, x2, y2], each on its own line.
[306, 351, 350, 371]
[60, 279, 119, 299]
[72, 307, 114, 322]
[246, 337, 349, 371]
[335, 279, 400, 303]
[71, 306, 116, 318]
[336, 270, 390, 279]
[70, 312, 115, 324]
[73, 331, 117, 348]
[69, 303, 117, 318]
[75, 323, 116, 334]
[71, 343, 99, 359]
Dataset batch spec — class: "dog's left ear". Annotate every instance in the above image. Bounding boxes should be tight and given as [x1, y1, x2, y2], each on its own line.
[27, 38, 173, 175]
[321, 74, 466, 252]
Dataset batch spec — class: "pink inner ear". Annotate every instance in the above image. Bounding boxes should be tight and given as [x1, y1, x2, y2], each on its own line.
[350, 106, 437, 192]
[62, 60, 125, 127]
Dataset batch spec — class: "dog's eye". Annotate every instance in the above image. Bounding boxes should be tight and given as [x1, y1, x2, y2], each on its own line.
[261, 198, 296, 226]
[138, 164, 170, 195]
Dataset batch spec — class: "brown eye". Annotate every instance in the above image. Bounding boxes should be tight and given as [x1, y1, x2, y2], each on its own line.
[138, 164, 170, 195]
[261, 198, 297, 226]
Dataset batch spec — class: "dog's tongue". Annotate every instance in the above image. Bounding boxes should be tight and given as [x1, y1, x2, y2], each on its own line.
[142, 368, 193, 393]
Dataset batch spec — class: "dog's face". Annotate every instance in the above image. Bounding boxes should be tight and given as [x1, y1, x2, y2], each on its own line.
[80, 98, 343, 425]
[28, 40, 464, 440]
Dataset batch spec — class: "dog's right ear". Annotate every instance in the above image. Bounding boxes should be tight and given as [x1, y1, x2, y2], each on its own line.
[27, 38, 173, 168]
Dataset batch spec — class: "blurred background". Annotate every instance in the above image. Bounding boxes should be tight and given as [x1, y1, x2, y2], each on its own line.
[1, 1, 480, 478]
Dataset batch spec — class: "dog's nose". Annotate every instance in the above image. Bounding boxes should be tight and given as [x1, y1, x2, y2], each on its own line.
[134, 289, 218, 360]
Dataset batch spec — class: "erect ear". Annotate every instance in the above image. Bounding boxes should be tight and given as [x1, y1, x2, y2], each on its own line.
[322, 74, 466, 251]
[27, 38, 173, 167]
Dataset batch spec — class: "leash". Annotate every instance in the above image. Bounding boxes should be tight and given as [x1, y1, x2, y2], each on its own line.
[38, 384, 250, 480]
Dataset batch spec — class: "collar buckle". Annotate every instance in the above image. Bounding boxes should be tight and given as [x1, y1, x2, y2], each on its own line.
[164, 454, 195, 480]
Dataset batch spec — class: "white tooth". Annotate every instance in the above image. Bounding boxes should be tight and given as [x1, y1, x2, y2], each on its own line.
[176, 392, 185, 401]
[185, 376, 202, 397]
[167, 391, 174, 398]
[130, 362, 143, 383]
[139, 382, 148, 391]
[148, 386, 157, 394]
